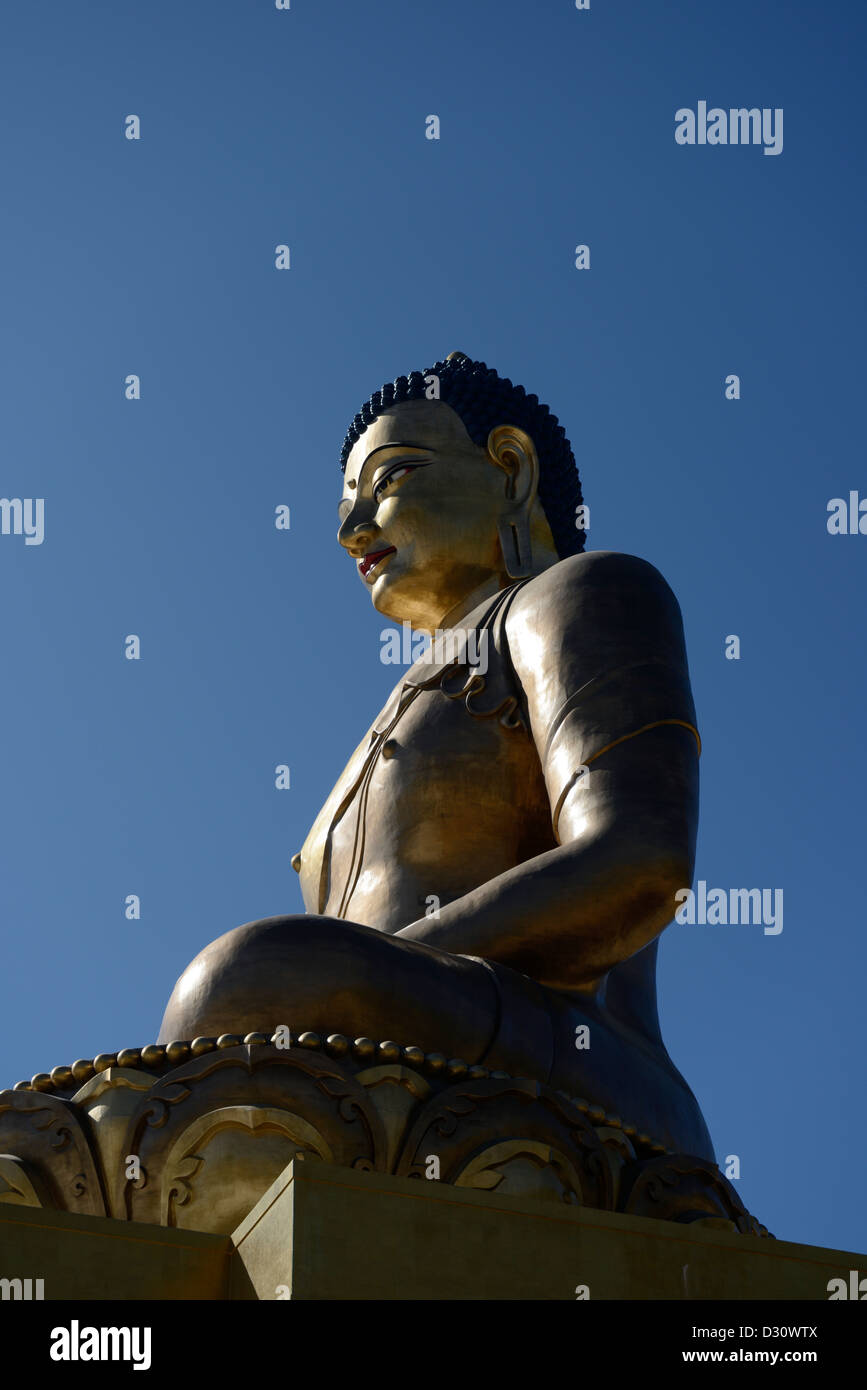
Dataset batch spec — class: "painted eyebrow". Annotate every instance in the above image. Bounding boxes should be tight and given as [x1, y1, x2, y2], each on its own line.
[365, 441, 429, 463]
[338, 444, 431, 517]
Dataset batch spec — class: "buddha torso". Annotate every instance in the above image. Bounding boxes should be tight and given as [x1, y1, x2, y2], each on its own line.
[298, 583, 554, 932]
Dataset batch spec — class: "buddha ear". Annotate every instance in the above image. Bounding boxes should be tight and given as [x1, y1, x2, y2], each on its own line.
[486, 425, 539, 579]
[485, 425, 540, 506]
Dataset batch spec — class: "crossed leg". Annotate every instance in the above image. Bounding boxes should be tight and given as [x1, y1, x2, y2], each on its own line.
[158, 913, 499, 1061]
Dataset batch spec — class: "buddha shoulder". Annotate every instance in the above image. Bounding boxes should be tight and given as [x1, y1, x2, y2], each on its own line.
[506, 551, 688, 672]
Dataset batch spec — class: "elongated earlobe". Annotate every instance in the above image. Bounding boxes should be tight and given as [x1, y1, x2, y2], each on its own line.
[487, 425, 538, 579]
[497, 513, 534, 578]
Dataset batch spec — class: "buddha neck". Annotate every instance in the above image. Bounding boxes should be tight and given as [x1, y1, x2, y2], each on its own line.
[434, 548, 558, 632]
[435, 577, 505, 633]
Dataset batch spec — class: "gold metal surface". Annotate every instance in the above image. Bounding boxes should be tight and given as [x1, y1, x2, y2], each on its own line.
[150, 388, 711, 1159]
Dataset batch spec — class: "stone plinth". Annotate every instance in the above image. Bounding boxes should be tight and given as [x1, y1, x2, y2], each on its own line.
[1, 1160, 862, 1301]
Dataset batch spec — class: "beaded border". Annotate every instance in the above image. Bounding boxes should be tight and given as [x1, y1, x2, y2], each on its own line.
[6, 1030, 670, 1156]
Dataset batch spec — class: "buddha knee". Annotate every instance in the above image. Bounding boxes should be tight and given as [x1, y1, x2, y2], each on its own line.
[157, 914, 362, 1042]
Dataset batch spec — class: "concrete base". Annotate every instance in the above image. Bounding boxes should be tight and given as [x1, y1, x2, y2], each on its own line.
[1, 1160, 862, 1300]
[0, 1201, 247, 1300]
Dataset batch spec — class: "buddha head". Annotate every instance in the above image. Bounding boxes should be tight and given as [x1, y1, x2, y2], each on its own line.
[337, 353, 586, 630]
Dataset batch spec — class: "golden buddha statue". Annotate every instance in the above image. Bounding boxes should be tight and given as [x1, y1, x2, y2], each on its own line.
[159, 352, 713, 1161]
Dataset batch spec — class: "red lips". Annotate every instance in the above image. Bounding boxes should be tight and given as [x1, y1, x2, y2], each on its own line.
[359, 546, 396, 579]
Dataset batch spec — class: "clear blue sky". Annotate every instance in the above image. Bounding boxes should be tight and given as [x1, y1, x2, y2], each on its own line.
[2, 0, 864, 1256]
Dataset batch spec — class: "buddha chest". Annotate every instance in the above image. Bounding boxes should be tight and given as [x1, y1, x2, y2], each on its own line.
[297, 603, 554, 932]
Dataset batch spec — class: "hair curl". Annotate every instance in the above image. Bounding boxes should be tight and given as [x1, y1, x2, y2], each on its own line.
[339, 352, 585, 558]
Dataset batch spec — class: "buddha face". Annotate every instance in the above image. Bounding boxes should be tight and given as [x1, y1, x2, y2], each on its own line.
[338, 399, 513, 629]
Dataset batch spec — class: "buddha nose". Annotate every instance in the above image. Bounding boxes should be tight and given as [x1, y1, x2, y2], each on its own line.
[337, 509, 379, 556]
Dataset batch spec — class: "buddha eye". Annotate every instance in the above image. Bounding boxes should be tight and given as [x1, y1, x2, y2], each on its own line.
[373, 464, 417, 502]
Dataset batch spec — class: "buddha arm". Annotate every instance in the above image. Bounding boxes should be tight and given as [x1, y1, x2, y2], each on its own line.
[395, 552, 700, 990]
